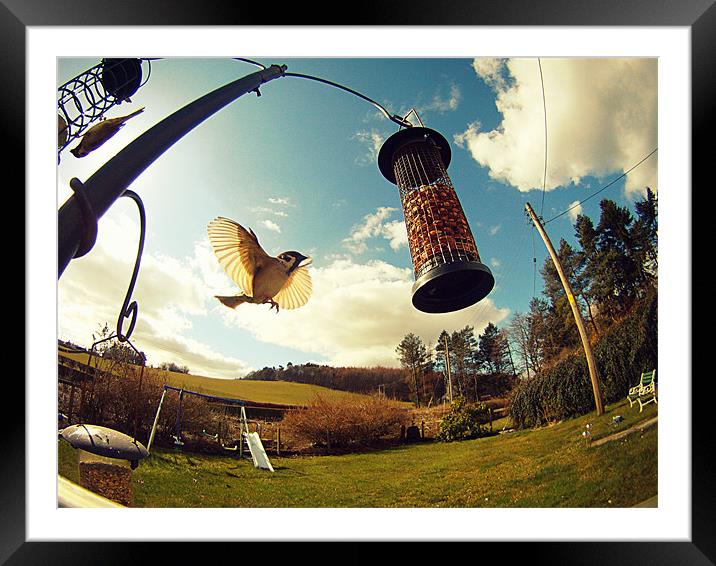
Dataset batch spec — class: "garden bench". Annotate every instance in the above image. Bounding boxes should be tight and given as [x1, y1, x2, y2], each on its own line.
[627, 369, 657, 412]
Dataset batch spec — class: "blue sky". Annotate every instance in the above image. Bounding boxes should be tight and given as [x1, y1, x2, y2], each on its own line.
[57, 57, 657, 376]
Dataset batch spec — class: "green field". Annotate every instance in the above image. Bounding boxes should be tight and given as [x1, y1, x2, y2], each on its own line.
[59, 350, 392, 407]
[59, 398, 657, 508]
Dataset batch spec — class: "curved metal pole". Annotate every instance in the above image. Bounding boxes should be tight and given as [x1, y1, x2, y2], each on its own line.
[283, 71, 413, 129]
[58, 64, 287, 277]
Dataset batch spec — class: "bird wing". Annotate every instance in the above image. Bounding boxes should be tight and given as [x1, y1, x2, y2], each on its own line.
[273, 266, 313, 310]
[207, 217, 271, 296]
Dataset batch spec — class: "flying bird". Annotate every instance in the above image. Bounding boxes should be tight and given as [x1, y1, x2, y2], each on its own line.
[70, 107, 145, 158]
[207, 216, 313, 313]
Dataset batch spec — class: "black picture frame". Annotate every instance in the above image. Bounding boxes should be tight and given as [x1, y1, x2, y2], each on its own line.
[9, 0, 706, 563]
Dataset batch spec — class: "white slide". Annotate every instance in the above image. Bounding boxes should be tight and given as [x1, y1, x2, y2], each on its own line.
[244, 432, 275, 472]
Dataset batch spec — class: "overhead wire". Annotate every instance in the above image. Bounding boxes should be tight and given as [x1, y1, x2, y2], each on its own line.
[543, 147, 658, 225]
[534, 57, 549, 298]
[464, 214, 532, 331]
[538, 58, 548, 218]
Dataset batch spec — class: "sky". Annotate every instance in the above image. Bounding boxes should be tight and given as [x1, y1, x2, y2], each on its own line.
[57, 57, 658, 377]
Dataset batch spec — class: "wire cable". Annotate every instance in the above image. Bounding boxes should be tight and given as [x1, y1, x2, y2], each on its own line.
[532, 226, 537, 298]
[283, 72, 413, 128]
[544, 147, 658, 225]
[538, 58, 548, 218]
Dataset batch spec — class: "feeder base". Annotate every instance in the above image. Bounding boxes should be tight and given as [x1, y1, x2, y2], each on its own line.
[412, 261, 494, 314]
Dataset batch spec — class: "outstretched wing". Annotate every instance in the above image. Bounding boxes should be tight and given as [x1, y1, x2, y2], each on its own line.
[207, 217, 271, 296]
[273, 266, 313, 310]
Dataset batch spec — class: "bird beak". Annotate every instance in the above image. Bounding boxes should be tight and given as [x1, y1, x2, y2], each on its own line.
[298, 255, 313, 267]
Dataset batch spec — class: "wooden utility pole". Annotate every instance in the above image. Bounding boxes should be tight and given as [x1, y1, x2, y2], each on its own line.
[525, 202, 604, 415]
[443, 334, 454, 403]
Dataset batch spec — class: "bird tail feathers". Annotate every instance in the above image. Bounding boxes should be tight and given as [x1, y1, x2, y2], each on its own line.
[123, 107, 145, 120]
[215, 295, 251, 309]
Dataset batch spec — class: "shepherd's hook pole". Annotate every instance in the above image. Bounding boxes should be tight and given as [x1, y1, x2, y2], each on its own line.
[525, 202, 604, 415]
[58, 64, 288, 278]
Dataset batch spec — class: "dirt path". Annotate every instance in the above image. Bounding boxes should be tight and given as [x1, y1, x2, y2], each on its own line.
[633, 495, 658, 507]
[591, 416, 658, 447]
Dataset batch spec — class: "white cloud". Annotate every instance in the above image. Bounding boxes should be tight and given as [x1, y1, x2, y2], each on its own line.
[217, 257, 510, 368]
[458, 58, 657, 199]
[418, 83, 462, 115]
[382, 220, 409, 251]
[488, 224, 501, 236]
[342, 207, 408, 254]
[353, 129, 387, 165]
[472, 58, 509, 90]
[268, 197, 292, 206]
[58, 213, 253, 378]
[261, 219, 282, 233]
[251, 205, 288, 218]
[566, 201, 584, 222]
[58, 215, 509, 375]
[353, 83, 461, 164]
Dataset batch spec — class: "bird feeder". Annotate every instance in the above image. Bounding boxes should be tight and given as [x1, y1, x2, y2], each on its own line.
[378, 127, 494, 313]
[100, 58, 143, 102]
[59, 424, 149, 469]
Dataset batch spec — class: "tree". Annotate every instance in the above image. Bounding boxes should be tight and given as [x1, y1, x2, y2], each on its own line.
[92, 323, 145, 365]
[540, 239, 589, 346]
[396, 333, 430, 407]
[159, 361, 190, 374]
[586, 200, 641, 317]
[451, 326, 479, 400]
[509, 299, 555, 376]
[575, 193, 657, 322]
[434, 327, 480, 401]
[631, 187, 658, 287]
[475, 322, 510, 375]
[433, 330, 451, 399]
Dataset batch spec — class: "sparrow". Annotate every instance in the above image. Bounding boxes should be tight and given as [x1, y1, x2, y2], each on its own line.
[70, 107, 145, 158]
[207, 216, 313, 313]
[58, 114, 68, 149]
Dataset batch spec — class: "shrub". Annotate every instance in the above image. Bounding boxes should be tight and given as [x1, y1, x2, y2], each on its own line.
[509, 292, 657, 428]
[437, 397, 490, 442]
[61, 357, 217, 447]
[280, 394, 408, 450]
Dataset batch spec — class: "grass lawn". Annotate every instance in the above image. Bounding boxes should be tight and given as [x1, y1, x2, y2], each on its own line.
[58, 398, 656, 508]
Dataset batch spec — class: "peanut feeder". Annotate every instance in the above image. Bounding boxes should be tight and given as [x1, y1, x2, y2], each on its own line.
[378, 127, 494, 313]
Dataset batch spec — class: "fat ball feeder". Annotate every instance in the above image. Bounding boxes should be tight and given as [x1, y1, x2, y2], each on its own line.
[378, 127, 494, 313]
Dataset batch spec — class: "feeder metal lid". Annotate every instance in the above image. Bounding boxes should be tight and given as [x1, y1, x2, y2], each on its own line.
[412, 260, 495, 314]
[59, 424, 149, 462]
[100, 58, 143, 102]
[378, 127, 452, 185]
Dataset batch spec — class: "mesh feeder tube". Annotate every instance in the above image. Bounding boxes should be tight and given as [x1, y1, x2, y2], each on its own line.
[378, 127, 494, 313]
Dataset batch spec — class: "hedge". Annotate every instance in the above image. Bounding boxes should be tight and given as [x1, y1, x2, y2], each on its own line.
[510, 292, 657, 428]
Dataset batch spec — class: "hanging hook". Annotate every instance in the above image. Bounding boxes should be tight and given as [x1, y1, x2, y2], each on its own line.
[116, 189, 146, 343]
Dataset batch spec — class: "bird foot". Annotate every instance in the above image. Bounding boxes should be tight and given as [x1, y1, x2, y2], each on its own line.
[268, 299, 280, 313]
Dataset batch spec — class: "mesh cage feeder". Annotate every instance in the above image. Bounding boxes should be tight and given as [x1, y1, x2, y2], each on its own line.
[378, 127, 494, 313]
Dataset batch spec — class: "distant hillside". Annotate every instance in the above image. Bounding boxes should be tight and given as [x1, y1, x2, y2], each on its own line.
[58, 350, 378, 407]
[245, 363, 425, 402]
[245, 363, 517, 404]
